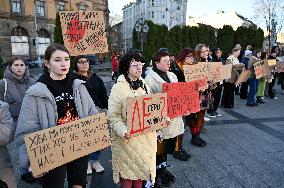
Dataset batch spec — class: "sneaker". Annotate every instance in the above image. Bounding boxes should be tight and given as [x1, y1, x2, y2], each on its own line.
[92, 161, 104, 173]
[270, 96, 278, 99]
[204, 116, 210, 122]
[207, 113, 216, 118]
[214, 111, 222, 117]
[87, 162, 93, 175]
[261, 96, 265, 100]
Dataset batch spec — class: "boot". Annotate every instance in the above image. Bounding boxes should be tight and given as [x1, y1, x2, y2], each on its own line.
[173, 147, 191, 161]
[155, 168, 171, 187]
[191, 134, 206, 147]
[160, 167, 176, 184]
[256, 97, 265, 104]
[198, 133, 207, 146]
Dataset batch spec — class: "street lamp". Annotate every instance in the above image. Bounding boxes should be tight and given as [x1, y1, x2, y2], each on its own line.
[134, 17, 149, 53]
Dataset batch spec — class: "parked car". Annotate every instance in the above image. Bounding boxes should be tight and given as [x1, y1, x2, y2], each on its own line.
[87, 54, 96, 65]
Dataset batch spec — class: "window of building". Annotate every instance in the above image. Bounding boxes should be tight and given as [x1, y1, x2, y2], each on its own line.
[56, 1, 65, 12]
[152, 0, 154, 6]
[11, 27, 29, 56]
[77, 2, 87, 11]
[12, 0, 22, 13]
[36, 0, 45, 17]
[38, 29, 51, 55]
[152, 11, 154, 18]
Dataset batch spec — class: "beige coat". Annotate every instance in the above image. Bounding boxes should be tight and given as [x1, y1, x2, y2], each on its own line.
[107, 75, 157, 184]
[145, 69, 184, 139]
[225, 55, 245, 83]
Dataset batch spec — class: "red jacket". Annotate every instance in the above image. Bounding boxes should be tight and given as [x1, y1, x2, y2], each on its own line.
[112, 56, 118, 72]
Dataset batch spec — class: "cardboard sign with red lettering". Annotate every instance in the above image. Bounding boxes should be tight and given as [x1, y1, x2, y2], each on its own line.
[254, 61, 271, 79]
[24, 113, 110, 176]
[163, 82, 200, 119]
[126, 93, 168, 137]
[183, 62, 208, 82]
[192, 78, 208, 91]
[208, 62, 223, 82]
[59, 11, 108, 56]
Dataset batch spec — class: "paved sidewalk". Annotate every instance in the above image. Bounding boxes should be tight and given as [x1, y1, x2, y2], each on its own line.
[12, 76, 284, 187]
[87, 85, 284, 188]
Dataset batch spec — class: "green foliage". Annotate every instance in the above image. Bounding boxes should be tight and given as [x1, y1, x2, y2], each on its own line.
[132, 22, 264, 63]
[217, 25, 235, 57]
[54, 13, 64, 44]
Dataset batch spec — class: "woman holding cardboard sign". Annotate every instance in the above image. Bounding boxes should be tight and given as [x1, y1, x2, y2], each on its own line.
[246, 50, 262, 107]
[174, 47, 208, 148]
[221, 47, 245, 108]
[145, 50, 186, 187]
[15, 44, 99, 188]
[108, 52, 157, 188]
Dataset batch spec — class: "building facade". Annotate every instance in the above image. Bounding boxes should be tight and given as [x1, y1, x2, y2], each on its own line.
[109, 21, 123, 54]
[0, 0, 108, 63]
[123, 0, 187, 49]
[187, 11, 256, 31]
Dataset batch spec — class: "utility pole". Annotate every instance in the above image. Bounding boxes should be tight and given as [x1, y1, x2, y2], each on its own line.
[34, 0, 41, 65]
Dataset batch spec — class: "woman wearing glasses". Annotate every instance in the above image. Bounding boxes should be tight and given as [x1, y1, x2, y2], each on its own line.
[74, 55, 108, 174]
[108, 52, 157, 188]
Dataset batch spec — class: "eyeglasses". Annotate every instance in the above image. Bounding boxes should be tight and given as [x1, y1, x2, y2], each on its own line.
[78, 60, 89, 64]
[130, 63, 145, 68]
[186, 55, 194, 58]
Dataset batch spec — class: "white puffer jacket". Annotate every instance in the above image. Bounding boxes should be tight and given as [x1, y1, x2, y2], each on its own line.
[107, 75, 157, 184]
[145, 69, 184, 139]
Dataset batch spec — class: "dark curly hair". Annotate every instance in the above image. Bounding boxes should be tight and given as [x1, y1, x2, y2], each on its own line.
[73, 55, 89, 72]
[118, 52, 143, 76]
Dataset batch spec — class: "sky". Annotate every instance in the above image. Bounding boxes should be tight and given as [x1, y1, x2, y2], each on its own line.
[109, 0, 256, 20]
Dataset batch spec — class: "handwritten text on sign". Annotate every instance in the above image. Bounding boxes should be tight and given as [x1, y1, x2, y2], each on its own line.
[24, 113, 110, 176]
[208, 62, 223, 82]
[126, 94, 168, 137]
[163, 82, 200, 119]
[183, 62, 208, 82]
[59, 11, 108, 56]
[222, 64, 232, 80]
[254, 61, 271, 79]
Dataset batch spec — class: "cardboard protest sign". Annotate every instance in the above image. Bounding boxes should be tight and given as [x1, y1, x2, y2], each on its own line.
[276, 61, 284, 72]
[221, 64, 232, 80]
[163, 82, 200, 118]
[192, 78, 208, 91]
[208, 62, 223, 82]
[183, 62, 208, 82]
[235, 70, 251, 86]
[253, 61, 271, 79]
[126, 93, 168, 137]
[24, 113, 110, 176]
[59, 11, 108, 56]
[267, 59, 277, 66]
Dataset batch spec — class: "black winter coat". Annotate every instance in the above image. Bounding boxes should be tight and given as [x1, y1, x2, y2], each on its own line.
[76, 71, 108, 109]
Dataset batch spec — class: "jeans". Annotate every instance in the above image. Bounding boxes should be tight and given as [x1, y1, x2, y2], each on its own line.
[247, 78, 259, 105]
[90, 150, 101, 161]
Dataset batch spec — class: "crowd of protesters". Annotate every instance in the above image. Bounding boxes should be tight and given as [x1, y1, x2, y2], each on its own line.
[0, 42, 283, 188]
